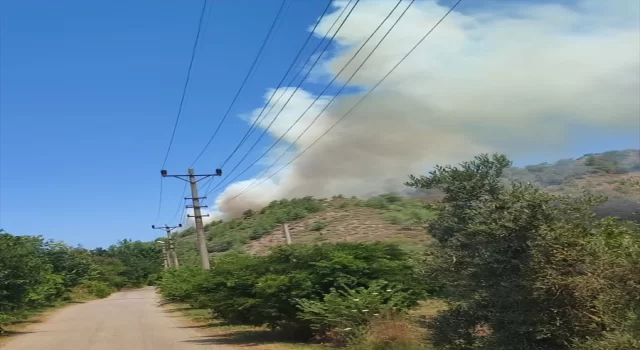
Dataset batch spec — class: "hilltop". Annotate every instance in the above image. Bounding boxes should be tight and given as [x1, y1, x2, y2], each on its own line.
[173, 149, 639, 264]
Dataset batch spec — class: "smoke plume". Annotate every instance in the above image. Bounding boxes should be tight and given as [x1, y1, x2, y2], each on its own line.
[214, 0, 640, 219]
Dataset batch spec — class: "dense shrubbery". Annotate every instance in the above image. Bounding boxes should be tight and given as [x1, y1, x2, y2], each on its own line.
[0, 233, 162, 330]
[407, 154, 640, 350]
[155, 266, 209, 307]
[158, 242, 429, 340]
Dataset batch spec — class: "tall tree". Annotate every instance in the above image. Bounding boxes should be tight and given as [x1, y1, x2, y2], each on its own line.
[407, 154, 640, 350]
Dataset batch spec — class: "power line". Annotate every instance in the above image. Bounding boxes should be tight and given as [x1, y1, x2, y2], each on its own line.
[222, 0, 463, 206]
[155, 178, 164, 223]
[215, 0, 341, 170]
[208, 0, 404, 196]
[190, 0, 289, 167]
[156, 0, 210, 222]
[210, 0, 408, 197]
[199, 0, 354, 196]
[161, 0, 210, 169]
[170, 183, 188, 223]
[209, 0, 363, 193]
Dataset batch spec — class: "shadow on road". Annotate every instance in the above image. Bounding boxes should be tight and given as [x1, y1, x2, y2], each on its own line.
[0, 330, 36, 338]
[181, 329, 307, 347]
[162, 307, 194, 313]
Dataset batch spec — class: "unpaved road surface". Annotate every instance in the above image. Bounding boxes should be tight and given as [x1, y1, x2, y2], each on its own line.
[2, 287, 232, 350]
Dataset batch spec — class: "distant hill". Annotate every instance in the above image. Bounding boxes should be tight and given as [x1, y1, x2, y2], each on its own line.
[504, 149, 640, 199]
[172, 150, 640, 265]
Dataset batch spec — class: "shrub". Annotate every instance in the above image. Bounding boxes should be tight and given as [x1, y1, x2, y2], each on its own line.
[363, 197, 389, 209]
[196, 243, 427, 339]
[309, 221, 328, 231]
[157, 267, 209, 307]
[384, 212, 407, 225]
[71, 280, 115, 299]
[297, 282, 418, 342]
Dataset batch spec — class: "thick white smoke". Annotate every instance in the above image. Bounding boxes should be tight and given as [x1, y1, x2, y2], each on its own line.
[214, 0, 640, 218]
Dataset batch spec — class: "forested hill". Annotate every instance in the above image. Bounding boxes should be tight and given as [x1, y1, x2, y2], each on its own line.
[171, 149, 639, 264]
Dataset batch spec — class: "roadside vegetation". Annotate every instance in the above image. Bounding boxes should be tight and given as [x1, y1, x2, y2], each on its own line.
[158, 152, 640, 350]
[0, 235, 162, 334]
[3, 150, 638, 349]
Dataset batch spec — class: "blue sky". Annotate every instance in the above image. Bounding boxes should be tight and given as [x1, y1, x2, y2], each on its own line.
[0, 0, 333, 247]
[1, 0, 638, 248]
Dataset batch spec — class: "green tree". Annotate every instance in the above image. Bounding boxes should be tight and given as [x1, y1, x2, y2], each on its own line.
[406, 154, 640, 350]
[43, 242, 94, 292]
[106, 240, 163, 287]
[0, 233, 51, 319]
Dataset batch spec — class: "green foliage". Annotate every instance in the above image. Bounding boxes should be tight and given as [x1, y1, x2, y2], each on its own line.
[1, 232, 163, 328]
[584, 151, 632, 174]
[297, 282, 415, 338]
[71, 280, 115, 299]
[0, 234, 53, 317]
[309, 221, 328, 231]
[353, 193, 436, 227]
[160, 243, 427, 339]
[104, 239, 163, 287]
[156, 267, 209, 307]
[363, 197, 390, 209]
[407, 154, 640, 350]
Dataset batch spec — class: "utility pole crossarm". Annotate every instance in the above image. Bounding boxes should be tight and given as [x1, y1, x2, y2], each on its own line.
[159, 167, 222, 270]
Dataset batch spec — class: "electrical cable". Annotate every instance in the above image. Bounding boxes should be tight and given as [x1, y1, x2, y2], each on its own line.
[156, 0, 210, 222]
[208, 0, 406, 196]
[222, 0, 463, 205]
[169, 183, 188, 223]
[161, 0, 210, 169]
[214, 0, 341, 170]
[200, 0, 353, 194]
[190, 0, 289, 167]
[154, 178, 164, 223]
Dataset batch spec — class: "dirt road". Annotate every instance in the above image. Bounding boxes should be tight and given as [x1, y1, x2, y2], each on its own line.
[1, 287, 233, 350]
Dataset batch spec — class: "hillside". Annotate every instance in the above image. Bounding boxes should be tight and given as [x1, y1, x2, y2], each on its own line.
[173, 149, 640, 264]
[504, 149, 640, 199]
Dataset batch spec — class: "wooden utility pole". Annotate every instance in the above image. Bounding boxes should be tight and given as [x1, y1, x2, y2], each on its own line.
[158, 241, 169, 269]
[283, 223, 292, 245]
[160, 168, 222, 270]
[152, 224, 182, 268]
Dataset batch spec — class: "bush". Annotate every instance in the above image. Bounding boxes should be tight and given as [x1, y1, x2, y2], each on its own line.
[157, 267, 209, 307]
[309, 221, 328, 231]
[71, 281, 115, 299]
[297, 282, 418, 342]
[363, 197, 389, 209]
[349, 312, 428, 350]
[195, 243, 427, 339]
[384, 212, 407, 225]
